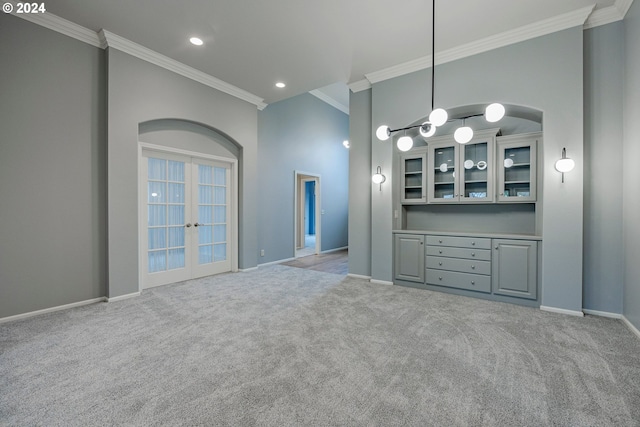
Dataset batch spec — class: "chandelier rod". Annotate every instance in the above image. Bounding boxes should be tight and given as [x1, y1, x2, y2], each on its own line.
[431, 0, 435, 113]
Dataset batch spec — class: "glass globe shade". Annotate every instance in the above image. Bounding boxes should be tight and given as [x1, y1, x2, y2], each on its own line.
[485, 103, 505, 122]
[429, 108, 448, 127]
[419, 122, 436, 138]
[376, 125, 390, 141]
[439, 163, 448, 173]
[555, 158, 575, 173]
[397, 136, 414, 152]
[454, 126, 474, 144]
[372, 173, 385, 184]
[504, 158, 514, 168]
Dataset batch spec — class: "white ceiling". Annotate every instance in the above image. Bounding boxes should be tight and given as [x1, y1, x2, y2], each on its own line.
[38, 0, 628, 109]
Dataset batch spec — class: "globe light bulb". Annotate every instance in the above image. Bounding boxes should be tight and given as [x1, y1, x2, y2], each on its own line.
[555, 158, 575, 173]
[397, 136, 414, 152]
[454, 126, 474, 144]
[429, 108, 448, 127]
[485, 103, 505, 122]
[419, 122, 436, 138]
[376, 125, 390, 141]
[372, 173, 385, 184]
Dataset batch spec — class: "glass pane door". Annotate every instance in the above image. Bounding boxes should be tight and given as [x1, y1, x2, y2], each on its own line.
[145, 156, 190, 286]
[503, 146, 531, 198]
[461, 141, 492, 202]
[192, 160, 231, 278]
[431, 144, 457, 201]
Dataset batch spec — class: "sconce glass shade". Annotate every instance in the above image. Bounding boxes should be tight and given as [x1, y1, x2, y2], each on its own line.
[485, 103, 505, 122]
[419, 122, 436, 138]
[397, 135, 414, 152]
[342, 140, 350, 148]
[555, 157, 575, 173]
[429, 108, 448, 127]
[372, 165, 386, 184]
[454, 126, 474, 144]
[376, 125, 391, 141]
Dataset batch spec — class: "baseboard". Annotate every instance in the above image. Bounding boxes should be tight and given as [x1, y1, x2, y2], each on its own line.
[582, 309, 623, 319]
[258, 257, 296, 268]
[347, 273, 372, 280]
[0, 297, 106, 324]
[540, 305, 585, 317]
[238, 266, 259, 272]
[321, 246, 348, 254]
[622, 316, 640, 340]
[106, 292, 141, 303]
[370, 279, 394, 286]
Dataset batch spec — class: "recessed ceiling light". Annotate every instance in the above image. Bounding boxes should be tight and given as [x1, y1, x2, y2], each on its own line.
[275, 82, 286, 88]
[189, 37, 204, 46]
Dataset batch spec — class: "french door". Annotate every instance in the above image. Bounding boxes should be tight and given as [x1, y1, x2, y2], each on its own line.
[141, 149, 233, 288]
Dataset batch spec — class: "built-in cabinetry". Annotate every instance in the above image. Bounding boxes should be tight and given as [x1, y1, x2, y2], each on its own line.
[398, 131, 540, 205]
[427, 129, 497, 204]
[393, 231, 540, 307]
[400, 148, 427, 203]
[394, 234, 424, 282]
[497, 134, 537, 203]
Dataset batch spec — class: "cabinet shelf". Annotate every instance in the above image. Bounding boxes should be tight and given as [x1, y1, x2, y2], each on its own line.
[505, 180, 531, 185]
[405, 171, 422, 175]
[465, 180, 488, 184]
[434, 182, 455, 186]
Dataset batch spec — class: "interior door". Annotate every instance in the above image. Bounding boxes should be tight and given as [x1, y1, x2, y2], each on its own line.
[143, 153, 192, 288]
[142, 151, 233, 288]
[191, 159, 232, 279]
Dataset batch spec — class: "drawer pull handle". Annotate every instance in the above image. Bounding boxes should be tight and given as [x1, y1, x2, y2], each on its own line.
[471, 281, 475, 285]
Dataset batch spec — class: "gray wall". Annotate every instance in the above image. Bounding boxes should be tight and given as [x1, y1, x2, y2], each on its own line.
[362, 27, 585, 310]
[257, 93, 349, 264]
[623, 1, 640, 330]
[106, 48, 259, 298]
[348, 90, 373, 277]
[583, 23, 624, 314]
[0, 15, 106, 318]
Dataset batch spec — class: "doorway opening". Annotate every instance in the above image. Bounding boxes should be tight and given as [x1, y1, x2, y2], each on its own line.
[294, 171, 321, 258]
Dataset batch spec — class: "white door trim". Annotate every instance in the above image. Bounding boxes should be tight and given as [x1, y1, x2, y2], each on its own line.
[138, 142, 238, 292]
[293, 171, 321, 257]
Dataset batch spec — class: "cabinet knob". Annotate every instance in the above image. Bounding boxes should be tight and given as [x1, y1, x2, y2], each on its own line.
[439, 262, 443, 266]
[471, 253, 475, 257]
[495, 246, 499, 250]
[471, 265, 475, 269]
[439, 239, 443, 243]
[471, 281, 475, 285]
[439, 250, 442, 254]
[472, 242, 476, 246]
[438, 277, 443, 280]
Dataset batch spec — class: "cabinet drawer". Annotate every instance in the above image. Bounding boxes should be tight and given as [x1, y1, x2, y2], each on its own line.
[426, 235, 491, 249]
[426, 256, 491, 276]
[426, 269, 491, 293]
[426, 246, 491, 261]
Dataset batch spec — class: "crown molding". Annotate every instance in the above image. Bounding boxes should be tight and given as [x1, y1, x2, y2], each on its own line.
[100, 30, 267, 109]
[309, 89, 349, 115]
[348, 79, 372, 93]
[584, 0, 635, 29]
[366, 5, 595, 85]
[9, 9, 266, 109]
[10, 6, 104, 48]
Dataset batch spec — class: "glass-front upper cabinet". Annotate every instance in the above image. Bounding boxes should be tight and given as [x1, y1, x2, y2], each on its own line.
[496, 133, 540, 203]
[427, 128, 498, 203]
[428, 141, 458, 203]
[400, 147, 428, 203]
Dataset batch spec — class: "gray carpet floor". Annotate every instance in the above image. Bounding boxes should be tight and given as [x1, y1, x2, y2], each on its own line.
[1, 265, 639, 426]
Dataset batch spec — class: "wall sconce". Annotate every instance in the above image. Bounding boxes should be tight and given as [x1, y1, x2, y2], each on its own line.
[372, 166, 386, 191]
[554, 147, 575, 183]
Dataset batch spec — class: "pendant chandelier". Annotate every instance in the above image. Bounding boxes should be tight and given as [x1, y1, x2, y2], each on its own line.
[376, 0, 505, 151]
